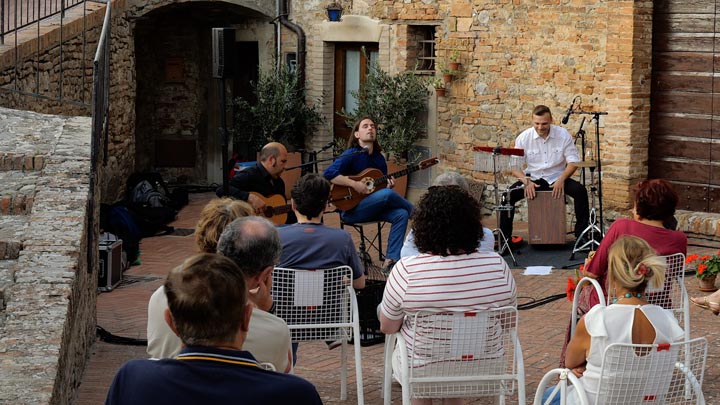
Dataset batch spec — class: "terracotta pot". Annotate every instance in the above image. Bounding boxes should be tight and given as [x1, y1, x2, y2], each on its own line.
[443, 73, 453, 83]
[698, 275, 718, 292]
[449, 62, 460, 71]
[435, 87, 446, 97]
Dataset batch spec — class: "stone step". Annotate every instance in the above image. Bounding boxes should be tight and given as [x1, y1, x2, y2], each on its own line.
[0, 171, 38, 216]
[0, 216, 27, 260]
[0, 153, 45, 171]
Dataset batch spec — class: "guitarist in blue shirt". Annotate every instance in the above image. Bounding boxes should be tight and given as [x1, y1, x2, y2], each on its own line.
[324, 116, 414, 274]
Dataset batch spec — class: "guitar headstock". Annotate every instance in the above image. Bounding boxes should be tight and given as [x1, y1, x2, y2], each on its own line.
[419, 157, 440, 169]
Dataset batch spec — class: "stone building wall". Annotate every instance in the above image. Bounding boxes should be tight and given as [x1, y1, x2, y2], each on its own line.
[0, 0, 136, 204]
[0, 107, 95, 404]
[288, 0, 654, 224]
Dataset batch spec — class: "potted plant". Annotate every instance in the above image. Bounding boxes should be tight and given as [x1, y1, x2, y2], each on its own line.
[428, 77, 446, 97]
[326, 2, 344, 22]
[339, 55, 430, 162]
[232, 64, 324, 160]
[449, 49, 461, 71]
[687, 252, 720, 292]
[438, 63, 454, 84]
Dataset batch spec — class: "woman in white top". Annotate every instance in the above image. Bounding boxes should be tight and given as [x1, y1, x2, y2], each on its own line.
[542, 235, 684, 404]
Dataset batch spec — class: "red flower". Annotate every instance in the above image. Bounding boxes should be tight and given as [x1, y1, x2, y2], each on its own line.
[701, 255, 711, 261]
[698, 264, 707, 274]
[579, 264, 585, 272]
[566, 277, 577, 301]
[686, 254, 699, 264]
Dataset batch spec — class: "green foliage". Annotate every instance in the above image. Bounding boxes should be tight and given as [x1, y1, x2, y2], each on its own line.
[232, 65, 324, 156]
[340, 60, 430, 159]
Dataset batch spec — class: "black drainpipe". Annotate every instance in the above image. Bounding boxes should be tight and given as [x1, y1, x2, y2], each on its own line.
[278, 0, 306, 92]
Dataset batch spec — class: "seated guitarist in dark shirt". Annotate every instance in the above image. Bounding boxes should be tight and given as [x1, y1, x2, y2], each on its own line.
[323, 116, 413, 273]
[217, 142, 296, 224]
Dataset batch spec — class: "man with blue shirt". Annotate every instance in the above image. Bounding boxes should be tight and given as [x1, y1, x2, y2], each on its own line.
[499, 105, 589, 248]
[323, 116, 413, 274]
[105, 253, 322, 405]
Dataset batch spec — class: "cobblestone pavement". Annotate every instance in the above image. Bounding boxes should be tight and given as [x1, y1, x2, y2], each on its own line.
[74, 192, 720, 404]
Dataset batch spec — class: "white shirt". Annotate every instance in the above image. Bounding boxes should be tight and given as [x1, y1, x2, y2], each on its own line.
[400, 227, 495, 258]
[514, 124, 580, 184]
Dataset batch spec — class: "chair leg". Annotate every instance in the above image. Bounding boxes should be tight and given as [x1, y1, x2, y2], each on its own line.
[340, 341, 348, 401]
[353, 324, 364, 405]
[383, 335, 395, 405]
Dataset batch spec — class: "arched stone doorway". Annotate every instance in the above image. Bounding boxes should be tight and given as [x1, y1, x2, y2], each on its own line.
[133, 1, 273, 186]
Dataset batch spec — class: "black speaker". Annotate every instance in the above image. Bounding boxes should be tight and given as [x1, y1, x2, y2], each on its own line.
[212, 27, 237, 79]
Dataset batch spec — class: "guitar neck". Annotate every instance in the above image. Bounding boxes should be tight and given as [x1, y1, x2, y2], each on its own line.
[376, 163, 423, 185]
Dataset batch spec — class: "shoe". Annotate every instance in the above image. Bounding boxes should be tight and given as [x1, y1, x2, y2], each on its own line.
[381, 260, 397, 276]
[326, 340, 343, 350]
[691, 296, 720, 316]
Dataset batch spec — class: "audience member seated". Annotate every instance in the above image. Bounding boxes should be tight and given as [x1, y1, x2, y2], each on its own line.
[278, 173, 366, 357]
[379, 185, 517, 405]
[400, 172, 494, 258]
[107, 253, 322, 405]
[560, 179, 686, 366]
[147, 200, 293, 373]
[542, 236, 684, 405]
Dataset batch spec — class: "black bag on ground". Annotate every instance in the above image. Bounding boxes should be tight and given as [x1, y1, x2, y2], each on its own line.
[126, 172, 177, 237]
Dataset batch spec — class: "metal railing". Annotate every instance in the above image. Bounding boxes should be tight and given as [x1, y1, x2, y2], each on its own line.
[87, 1, 109, 272]
[0, 0, 84, 44]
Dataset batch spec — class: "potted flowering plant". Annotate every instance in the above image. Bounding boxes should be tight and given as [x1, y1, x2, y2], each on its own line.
[687, 251, 720, 292]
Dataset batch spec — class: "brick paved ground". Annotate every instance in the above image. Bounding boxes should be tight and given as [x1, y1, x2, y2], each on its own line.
[74, 192, 720, 404]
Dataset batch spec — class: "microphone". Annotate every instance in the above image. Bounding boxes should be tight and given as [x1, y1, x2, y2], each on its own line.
[318, 139, 336, 153]
[561, 101, 574, 125]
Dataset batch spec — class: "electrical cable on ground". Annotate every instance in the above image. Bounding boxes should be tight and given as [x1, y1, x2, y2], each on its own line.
[97, 326, 147, 346]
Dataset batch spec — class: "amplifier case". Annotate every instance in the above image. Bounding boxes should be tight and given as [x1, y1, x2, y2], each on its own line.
[99, 239, 123, 292]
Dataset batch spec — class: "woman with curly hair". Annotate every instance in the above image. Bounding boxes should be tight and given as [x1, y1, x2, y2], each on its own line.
[379, 185, 516, 405]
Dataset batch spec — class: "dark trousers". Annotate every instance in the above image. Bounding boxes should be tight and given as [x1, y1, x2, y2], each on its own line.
[499, 178, 589, 241]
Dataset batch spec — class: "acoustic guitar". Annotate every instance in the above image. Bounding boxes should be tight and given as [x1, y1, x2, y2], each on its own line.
[250, 192, 292, 225]
[329, 157, 440, 211]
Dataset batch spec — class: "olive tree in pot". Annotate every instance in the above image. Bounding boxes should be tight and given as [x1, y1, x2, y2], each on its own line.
[339, 60, 430, 162]
[232, 65, 324, 161]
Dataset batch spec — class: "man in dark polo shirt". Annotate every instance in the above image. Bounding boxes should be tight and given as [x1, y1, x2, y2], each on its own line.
[105, 253, 322, 405]
[217, 141, 296, 224]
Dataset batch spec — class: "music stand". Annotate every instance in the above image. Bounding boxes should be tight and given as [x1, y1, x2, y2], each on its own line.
[473, 146, 523, 267]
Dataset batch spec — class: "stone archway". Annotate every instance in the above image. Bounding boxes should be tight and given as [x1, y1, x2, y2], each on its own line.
[132, 1, 273, 186]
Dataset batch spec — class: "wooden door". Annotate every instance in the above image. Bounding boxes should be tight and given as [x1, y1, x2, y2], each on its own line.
[333, 44, 378, 143]
[650, 0, 720, 212]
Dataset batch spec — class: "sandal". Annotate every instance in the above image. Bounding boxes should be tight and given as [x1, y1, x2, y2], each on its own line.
[690, 296, 720, 316]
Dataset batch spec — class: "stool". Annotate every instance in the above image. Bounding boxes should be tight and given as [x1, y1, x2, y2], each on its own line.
[340, 219, 387, 263]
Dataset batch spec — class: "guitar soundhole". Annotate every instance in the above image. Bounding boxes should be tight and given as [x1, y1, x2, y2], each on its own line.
[363, 178, 375, 193]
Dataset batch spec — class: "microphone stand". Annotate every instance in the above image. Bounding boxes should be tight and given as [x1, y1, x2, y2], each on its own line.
[285, 146, 363, 172]
[574, 117, 587, 187]
[572, 110, 608, 234]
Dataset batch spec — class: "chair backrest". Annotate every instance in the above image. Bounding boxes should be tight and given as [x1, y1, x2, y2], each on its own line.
[272, 266, 356, 343]
[596, 337, 707, 405]
[644, 253, 688, 328]
[406, 307, 523, 399]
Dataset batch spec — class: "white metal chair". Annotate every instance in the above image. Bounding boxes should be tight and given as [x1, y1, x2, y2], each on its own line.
[571, 277, 606, 337]
[572, 253, 689, 339]
[645, 253, 690, 341]
[534, 337, 708, 405]
[383, 307, 526, 405]
[272, 266, 364, 404]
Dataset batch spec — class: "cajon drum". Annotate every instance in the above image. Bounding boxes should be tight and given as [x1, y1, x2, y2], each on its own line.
[527, 191, 566, 245]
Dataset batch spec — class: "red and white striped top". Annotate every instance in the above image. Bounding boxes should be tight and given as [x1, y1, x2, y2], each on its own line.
[380, 251, 517, 340]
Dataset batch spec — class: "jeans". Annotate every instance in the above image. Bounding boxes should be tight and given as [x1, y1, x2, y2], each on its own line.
[541, 386, 562, 405]
[340, 188, 413, 261]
